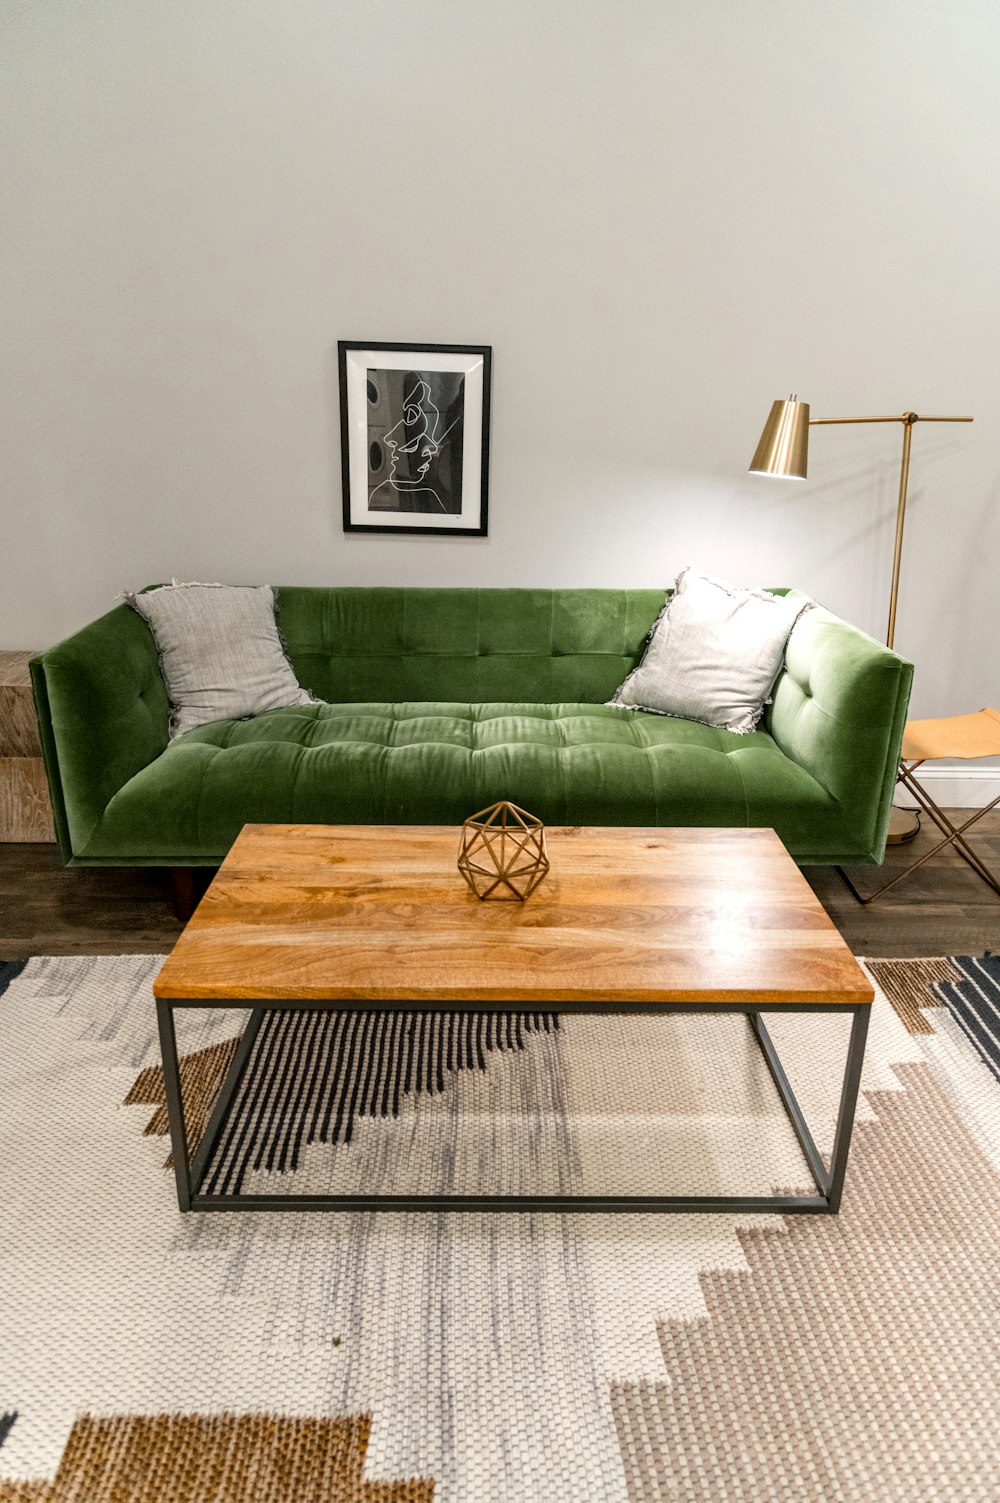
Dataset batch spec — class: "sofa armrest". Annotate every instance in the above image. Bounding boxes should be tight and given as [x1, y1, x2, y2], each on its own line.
[31, 603, 169, 862]
[766, 599, 913, 863]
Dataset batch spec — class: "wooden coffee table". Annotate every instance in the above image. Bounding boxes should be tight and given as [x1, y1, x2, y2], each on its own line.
[153, 823, 873, 1215]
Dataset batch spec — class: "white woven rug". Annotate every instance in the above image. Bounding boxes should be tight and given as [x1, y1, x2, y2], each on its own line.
[1, 955, 998, 1501]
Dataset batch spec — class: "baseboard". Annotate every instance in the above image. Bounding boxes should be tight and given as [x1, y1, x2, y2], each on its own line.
[893, 765, 1000, 810]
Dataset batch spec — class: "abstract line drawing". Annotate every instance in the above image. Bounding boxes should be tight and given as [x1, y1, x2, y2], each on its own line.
[367, 370, 465, 515]
[339, 341, 491, 536]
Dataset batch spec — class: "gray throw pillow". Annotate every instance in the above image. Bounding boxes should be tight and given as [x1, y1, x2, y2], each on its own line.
[609, 567, 813, 734]
[126, 581, 318, 738]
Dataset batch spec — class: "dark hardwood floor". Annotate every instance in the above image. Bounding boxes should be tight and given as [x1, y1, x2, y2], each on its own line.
[0, 845, 184, 956]
[2, 815, 999, 960]
[805, 814, 1000, 957]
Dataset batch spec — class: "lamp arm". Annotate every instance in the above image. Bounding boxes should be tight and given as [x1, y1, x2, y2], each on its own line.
[809, 414, 973, 425]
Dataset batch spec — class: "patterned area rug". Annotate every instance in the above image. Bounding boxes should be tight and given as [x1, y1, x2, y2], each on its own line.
[1, 953, 999, 1501]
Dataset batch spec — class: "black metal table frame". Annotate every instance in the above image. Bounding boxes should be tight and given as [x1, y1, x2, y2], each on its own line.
[155, 997, 871, 1216]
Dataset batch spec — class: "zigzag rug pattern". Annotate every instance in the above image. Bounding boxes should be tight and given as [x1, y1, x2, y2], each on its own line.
[1, 953, 998, 1500]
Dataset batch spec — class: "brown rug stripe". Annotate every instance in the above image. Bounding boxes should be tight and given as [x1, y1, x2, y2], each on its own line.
[125, 1038, 241, 1167]
[865, 956, 958, 1034]
[0, 1483, 44, 1502]
[611, 1059, 1000, 1502]
[0, 1414, 433, 1502]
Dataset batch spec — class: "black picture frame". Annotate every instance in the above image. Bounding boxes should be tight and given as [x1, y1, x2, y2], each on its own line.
[338, 340, 492, 536]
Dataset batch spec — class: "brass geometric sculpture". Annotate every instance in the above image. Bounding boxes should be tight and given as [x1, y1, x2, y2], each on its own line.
[457, 800, 550, 900]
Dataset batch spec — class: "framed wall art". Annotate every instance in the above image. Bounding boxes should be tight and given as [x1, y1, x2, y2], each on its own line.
[338, 341, 491, 536]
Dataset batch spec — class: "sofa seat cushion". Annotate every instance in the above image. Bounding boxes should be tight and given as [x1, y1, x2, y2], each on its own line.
[83, 701, 838, 862]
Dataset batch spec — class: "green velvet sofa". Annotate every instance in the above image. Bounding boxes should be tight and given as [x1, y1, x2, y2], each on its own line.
[31, 586, 912, 873]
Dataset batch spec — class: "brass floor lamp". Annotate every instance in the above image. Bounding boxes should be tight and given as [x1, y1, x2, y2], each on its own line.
[749, 398, 973, 843]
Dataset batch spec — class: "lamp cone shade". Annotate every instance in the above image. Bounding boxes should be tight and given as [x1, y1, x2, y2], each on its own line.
[749, 397, 810, 478]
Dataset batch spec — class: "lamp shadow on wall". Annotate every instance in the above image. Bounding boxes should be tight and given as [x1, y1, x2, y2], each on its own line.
[758, 430, 972, 573]
[742, 456, 898, 578]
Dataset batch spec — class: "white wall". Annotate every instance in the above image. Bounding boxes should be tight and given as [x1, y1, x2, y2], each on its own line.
[2, 0, 999, 726]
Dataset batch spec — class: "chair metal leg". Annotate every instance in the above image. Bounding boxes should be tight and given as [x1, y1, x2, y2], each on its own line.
[898, 769, 1000, 897]
[839, 773, 1000, 905]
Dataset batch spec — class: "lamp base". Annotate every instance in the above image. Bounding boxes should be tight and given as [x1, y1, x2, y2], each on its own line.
[886, 806, 921, 845]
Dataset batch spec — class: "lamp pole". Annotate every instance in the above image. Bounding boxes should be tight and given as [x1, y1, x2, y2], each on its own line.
[886, 416, 915, 650]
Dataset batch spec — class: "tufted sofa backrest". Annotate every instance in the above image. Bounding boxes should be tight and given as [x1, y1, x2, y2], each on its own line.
[275, 587, 671, 704]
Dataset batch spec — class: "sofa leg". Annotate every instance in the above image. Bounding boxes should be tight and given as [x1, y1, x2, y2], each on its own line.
[170, 867, 196, 922]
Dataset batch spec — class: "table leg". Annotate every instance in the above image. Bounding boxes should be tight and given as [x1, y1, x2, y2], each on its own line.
[155, 997, 191, 1212]
[825, 1004, 871, 1213]
[748, 1012, 829, 1196]
[750, 1005, 870, 1210]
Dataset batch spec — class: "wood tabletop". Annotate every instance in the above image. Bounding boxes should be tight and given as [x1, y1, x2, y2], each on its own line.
[153, 824, 872, 1007]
